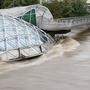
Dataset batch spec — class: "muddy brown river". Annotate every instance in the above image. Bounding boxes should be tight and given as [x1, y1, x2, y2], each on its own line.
[0, 29, 90, 90]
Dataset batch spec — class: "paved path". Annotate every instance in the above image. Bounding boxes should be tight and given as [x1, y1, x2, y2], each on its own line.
[0, 30, 90, 90]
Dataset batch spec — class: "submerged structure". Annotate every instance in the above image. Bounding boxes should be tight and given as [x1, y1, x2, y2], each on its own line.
[0, 4, 70, 33]
[0, 14, 54, 61]
[0, 4, 53, 25]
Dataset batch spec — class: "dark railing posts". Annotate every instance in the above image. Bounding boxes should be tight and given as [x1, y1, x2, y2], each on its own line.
[18, 48, 21, 58]
[39, 45, 43, 53]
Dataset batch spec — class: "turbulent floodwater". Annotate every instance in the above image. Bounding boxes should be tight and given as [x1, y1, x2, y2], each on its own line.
[0, 28, 89, 66]
[0, 29, 90, 90]
[0, 28, 90, 74]
[0, 28, 90, 90]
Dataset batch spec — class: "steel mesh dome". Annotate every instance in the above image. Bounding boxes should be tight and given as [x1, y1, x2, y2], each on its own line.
[0, 14, 53, 61]
[0, 4, 53, 22]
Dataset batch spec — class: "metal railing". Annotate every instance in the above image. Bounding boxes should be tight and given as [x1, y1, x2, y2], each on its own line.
[55, 16, 90, 28]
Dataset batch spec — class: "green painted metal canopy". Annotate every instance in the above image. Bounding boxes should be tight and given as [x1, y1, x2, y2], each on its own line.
[20, 9, 37, 26]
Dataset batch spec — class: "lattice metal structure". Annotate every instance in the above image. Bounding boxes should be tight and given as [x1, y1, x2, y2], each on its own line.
[0, 5, 90, 31]
[0, 4, 53, 23]
[0, 14, 54, 61]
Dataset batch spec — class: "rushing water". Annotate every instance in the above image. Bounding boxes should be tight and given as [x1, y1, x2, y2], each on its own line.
[0, 29, 90, 73]
[0, 29, 90, 90]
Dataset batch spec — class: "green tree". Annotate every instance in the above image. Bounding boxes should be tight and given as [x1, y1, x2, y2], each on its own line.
[25, 0, 39, 5]
[72, 0, 88, 16]
[2, 0, 12, 8]
[43, 0, 88, 18]
[1, 0, 39, 8]
[43, 0, 62, 18]
[0, 0, 4, 8]
[59, 0, 73, 17]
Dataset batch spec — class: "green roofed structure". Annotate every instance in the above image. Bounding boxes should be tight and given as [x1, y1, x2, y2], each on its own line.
[0, 4, 71, 33]
[20, 9, 37, 26]
[0, 14, 54, 61]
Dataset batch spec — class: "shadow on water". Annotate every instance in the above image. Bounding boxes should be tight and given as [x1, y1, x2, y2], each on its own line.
[74, 29, 90, 42]
[5, 54, 42, 64]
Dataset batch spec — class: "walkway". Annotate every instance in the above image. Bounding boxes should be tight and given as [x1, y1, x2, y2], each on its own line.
[56, 16, 90, 28]
[39, 16, 90, 31]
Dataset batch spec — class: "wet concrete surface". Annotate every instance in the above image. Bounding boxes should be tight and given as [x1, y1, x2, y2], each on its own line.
[0, 29, 90, 90]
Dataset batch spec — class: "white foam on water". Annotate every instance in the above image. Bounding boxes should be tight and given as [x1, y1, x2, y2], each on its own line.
[61, 38, 80, 52]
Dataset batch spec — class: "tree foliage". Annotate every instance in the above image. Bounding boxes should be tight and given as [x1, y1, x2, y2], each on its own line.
[43, 1, 62, 18]
[0, 0, 4, 8]
[0, 0, 88, 18]
[71, 0, 88, 16]
[43, 0, 88, 18]
[1, 0, 39, 8]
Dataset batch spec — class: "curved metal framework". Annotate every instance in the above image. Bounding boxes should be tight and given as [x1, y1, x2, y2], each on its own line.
[0, 14, 54, 61]
[0, 5, 90, 31]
